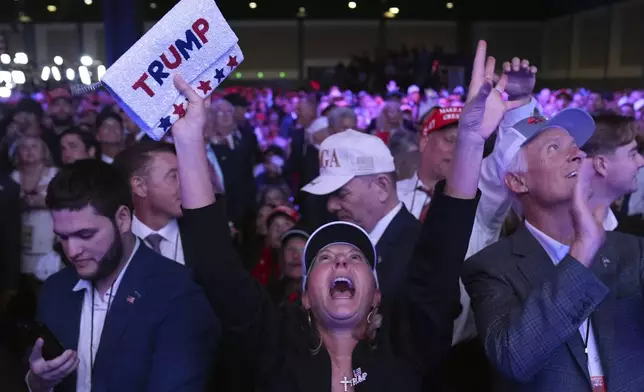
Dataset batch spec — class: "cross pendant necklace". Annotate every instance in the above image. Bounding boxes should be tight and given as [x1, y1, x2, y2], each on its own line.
[340, 376, 353, 392]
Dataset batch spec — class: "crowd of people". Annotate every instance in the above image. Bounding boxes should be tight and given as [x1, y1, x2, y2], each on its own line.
[0, 39, 643, 392]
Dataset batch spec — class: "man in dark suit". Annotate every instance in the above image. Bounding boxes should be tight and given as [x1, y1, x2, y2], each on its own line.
[207, 99, 257, 245]
[26, 160, 218, 392]
[301, 129, 420, 297]
[464, 109, 644, 391]
[0, 171, 21, 310]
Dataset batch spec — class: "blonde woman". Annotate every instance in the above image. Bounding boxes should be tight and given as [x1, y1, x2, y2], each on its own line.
[10, 136, 59, 278]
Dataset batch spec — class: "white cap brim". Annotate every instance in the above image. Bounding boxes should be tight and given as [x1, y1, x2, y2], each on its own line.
[301, 174, 355, 195]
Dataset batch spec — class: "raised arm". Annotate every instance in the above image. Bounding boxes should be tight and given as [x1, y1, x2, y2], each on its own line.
[399, 40, 518, 372]
[170, 76, 274, 364]
[468, 58, 538, 257]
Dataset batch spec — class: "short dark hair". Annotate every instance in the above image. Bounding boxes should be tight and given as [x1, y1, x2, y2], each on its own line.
[582, 114, 637, 156]
[112, 141, 176, 181]
[60, 128, 101, 158]
[96, 108, 123, 131]
[46, 159, 133, 218]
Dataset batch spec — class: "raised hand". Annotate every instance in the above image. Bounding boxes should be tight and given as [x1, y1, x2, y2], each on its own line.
[27, 338, 79, 392]
[502, 57, 537, 101]
[570, 159, 606, 267]
[460, 41, 523, 143]
[169, 73, 216, 208]
[170, 74, 211, 144]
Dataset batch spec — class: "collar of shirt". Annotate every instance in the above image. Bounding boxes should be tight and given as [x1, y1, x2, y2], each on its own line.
[524, 220, 570, 264]
[131, 214, 179, 245]
[604, 209, 618, 231]
[369, 202, 403, 245]
[101, 154, 114, 164]
[72, 237, 140, 295]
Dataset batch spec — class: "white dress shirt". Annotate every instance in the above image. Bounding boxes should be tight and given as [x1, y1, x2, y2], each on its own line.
[131, 215, 184, 265]
[397, 172, 431, 219]
[524, 221, 605, 380]
[368, 202, 403, 246]
[628, 169, 644, 215]
[101, 154, 114, 164]
[73, 238, 140, 392]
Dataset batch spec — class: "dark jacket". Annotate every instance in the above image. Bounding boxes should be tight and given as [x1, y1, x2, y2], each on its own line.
[374, 206, 422, 298]
[0, 173, 21, 293]
[179, 180, 479, 391]
[464, 224, 644, 391]
[37, 244, 219, 392]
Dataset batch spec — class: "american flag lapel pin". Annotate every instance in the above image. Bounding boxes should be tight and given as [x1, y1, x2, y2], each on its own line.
[126, 290, 142, 304]
[601, 256, 611, 268]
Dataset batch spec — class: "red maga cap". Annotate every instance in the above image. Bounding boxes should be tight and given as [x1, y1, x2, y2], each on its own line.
[420, 106, 462, 136]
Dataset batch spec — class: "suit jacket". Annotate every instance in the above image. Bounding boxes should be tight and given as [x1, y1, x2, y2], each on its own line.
[210, 131, 257, 226]
[0, 172, 21, 293]
[296, 144, 335, 231]
[375, 206, 422, 298]
[464, 224, 644, 392]
[36, 243, 219, 392]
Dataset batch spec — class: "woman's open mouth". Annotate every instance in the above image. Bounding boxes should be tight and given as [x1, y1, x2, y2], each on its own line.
[329, 276, 356, 299]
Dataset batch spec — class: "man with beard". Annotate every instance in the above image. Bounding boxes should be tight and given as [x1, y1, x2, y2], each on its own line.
[25, 160, 218, 392]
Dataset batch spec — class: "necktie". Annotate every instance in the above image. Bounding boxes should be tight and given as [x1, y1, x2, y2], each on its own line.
[417, 186, 433, 223]
[145, 234, 164, 254]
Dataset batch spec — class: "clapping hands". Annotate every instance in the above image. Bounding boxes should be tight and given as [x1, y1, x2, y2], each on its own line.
[570, 159, 607, 266]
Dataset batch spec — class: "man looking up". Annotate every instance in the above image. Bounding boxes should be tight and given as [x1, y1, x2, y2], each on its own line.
[464, 109, 644, 391]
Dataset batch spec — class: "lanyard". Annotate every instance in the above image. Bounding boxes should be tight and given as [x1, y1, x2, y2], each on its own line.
[90, 282, 115, 383]
[583, 318, 591, 356]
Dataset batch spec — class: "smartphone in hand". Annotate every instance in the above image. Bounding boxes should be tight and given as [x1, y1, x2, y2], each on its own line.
[18, 321, 65, 360]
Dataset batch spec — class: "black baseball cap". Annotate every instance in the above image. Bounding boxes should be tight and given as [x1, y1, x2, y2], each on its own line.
[301, 221, 377, 290]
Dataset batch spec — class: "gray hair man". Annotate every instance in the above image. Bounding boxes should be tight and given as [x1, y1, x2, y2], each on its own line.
[301, 129, 420, 297]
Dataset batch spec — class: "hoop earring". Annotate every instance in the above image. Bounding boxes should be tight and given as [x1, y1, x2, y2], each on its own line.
[367, 309, 374, 325]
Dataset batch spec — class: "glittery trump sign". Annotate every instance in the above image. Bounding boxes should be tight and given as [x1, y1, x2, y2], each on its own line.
[101, 0, 243, 140]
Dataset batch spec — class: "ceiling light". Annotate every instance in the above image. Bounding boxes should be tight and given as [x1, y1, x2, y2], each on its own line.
[41, 66, 51, 81]
[0, 87, 11, 99]
[389, 7, 399, 14]
[84, 0, 93, 4]
[80, 55, 93, 66]
[150, 3, 157, 9]
[11, 70, 26, 84]
[348, 2, 357, 9]
[79, 66, 92, 85]
[0, 54, 10, 64]
[54, 56, 63, 65]
[446, 2, 454, 8]
[384, 11, 395, 18]
[66, 68, 76, 81]
[96, 65, 106, 81]
[18, 13, 32, 23]
[51, 66, 61, 81]
[47, 5, 57, 12]
[249, 2, 257, 9]
[14, 52, 28, 64]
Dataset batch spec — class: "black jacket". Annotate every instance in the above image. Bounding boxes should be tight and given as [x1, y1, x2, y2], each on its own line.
[0, 172, 21, 293]
[179, 180, 479, 391]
